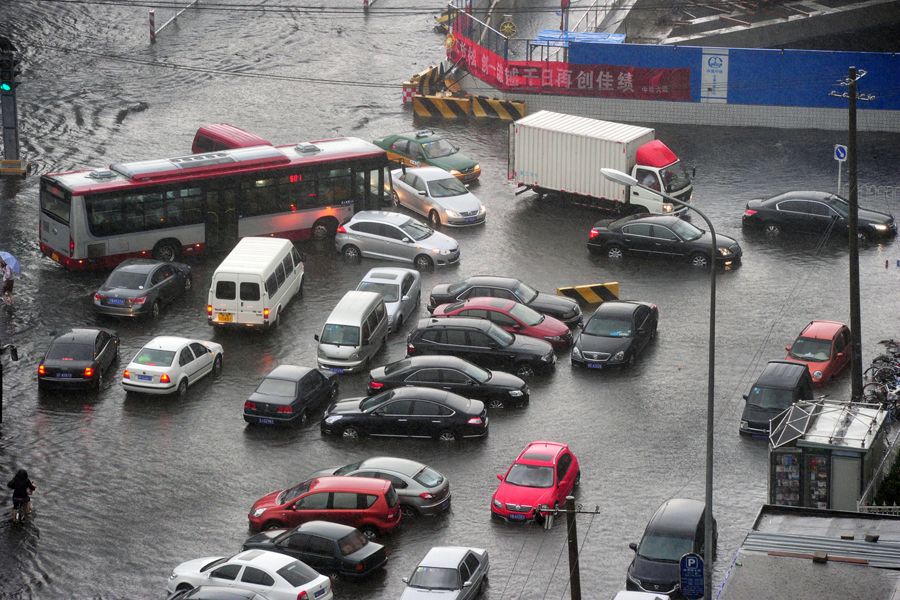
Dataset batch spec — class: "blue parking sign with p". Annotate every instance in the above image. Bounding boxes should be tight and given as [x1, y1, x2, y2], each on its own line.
[680, 553, 704, 599]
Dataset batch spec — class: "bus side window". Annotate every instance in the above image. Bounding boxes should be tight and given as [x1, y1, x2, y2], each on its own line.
[265, 273, 278, 297]
[282, 255, 294, 276]
[275, 263, 286, 286]
[88, 194, 125, 237]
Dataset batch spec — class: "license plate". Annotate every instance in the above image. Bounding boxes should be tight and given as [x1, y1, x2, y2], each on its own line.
[587, 362, 603, 369]
[314, 589, 325, 599]
[217, 313, 233, 323]
[327, 367, 345, 374]
[58, 372, 73, 378]
[465, 216, 477, 223]
[107, 298, 125, 306]
[438, 496, 451, 509]
[258, 418, 275, 425]
[51, 252, 60, 263]
[137, 374, 153, 381]
[509, 513, 526, 521]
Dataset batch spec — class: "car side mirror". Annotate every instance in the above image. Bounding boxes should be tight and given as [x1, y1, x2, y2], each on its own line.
[637, 328, 646, 335]
[463, 580, 473, 588]
[402, 238, 412, 243]
[402, 577, 410, 584]
[402, 295, 410, 302]
[785, 344, 792, 352]
[742, 394, 748, 401]
[464, 184, 470, 189]
[629, 542, 638, 552]
[837, 352, 844, 359]
[314, 334, 320, 341]
[418, 190, 426, 196]
[299, 252, 306, 263]
[497, 473, 504, 481]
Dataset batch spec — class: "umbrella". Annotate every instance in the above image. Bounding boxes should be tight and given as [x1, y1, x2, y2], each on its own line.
[0, 251, 21, 274]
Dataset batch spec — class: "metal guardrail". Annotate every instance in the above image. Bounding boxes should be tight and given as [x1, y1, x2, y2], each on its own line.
[858, 426, 900, 512]
[448, 2, 509, 59]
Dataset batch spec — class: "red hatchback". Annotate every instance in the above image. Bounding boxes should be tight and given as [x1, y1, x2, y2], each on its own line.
[433, 297, 573, 349]
[248, 476, 401, 539]
[785, 320, 852, 385]
[491, 441, 580, 523]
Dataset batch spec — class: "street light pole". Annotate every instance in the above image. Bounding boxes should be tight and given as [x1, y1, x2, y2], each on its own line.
[601, 169, 716, 598]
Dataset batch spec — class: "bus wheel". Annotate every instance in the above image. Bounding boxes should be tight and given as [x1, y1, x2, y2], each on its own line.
[312, 218, 338, 240]
[152, 239, 180, 262]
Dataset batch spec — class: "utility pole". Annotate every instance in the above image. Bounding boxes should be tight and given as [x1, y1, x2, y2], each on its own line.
[0, 36, 25, 178]
[565, 495, 581, 600]
[1, 343, 20, 423]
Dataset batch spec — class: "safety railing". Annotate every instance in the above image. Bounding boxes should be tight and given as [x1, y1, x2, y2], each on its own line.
[858, 426, 900, 513]
[448, 1, 509, 60]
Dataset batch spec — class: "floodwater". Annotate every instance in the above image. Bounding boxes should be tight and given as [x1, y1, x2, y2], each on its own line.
[2, 1, 900, 598]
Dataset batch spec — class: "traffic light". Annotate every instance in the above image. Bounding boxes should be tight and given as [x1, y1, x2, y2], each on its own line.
[0, 53, 20, 92]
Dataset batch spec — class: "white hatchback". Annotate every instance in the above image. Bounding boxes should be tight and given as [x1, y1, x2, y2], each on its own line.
[166, 549, 332, 600]
[123, 336, 224, 397]
[392, 166, 486, 227]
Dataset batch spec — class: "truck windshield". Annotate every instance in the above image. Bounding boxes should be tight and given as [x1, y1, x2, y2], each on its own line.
[660, 161, 691, 194]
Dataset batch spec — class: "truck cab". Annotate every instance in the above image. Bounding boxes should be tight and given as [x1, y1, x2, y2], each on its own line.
[628, 140, 693, 213]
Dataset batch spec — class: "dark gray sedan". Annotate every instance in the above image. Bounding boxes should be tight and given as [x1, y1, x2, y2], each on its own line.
[93, 259, 192, 319]
[244, 365, 339, 427]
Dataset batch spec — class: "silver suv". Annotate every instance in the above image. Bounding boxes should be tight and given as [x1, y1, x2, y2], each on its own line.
[336, 211, 461, 271]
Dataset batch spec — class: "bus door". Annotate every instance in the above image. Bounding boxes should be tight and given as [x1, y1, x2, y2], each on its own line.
[205, 187, 239, 252]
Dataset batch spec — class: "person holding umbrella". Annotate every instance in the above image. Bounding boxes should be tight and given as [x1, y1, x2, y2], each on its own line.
[0, 251, 20, 305]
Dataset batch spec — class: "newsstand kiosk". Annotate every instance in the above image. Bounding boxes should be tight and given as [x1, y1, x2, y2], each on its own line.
[769, 399, 889, 510]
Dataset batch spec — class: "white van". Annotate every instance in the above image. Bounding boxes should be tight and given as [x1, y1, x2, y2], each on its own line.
[207, 237, 304, 329]
[315, 290, 388, 373]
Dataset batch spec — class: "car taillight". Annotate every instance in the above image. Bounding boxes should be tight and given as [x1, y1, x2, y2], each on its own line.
[407, 343, 416, 355]
[297, 591, 309, 600]
[336, 225, 347, 234]
[207, 304, 213, 316]
[419, 492, 434, 500]
[467, 417, 484, 425]
[38, 364, 45, 376]
[94, 293, 103, 302]
[276, 405, 293, 414]
[131, 296, 146, 305]
[160, 373, 170, 383]
[744, 209, 757, 216]
[263, 308, 270, 320]
[83, 367, 94, 378]
[69, 236, 75, 258]
[588, 228, 600, 239]
[123, 369, 130, 379]
[369, 380, 384, 390]
[244, 401, 257, 411]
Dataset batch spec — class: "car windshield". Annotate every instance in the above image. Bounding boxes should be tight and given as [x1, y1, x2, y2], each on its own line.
[339, 530, 369, 556]
[414, 466, 445, 488]
[105, 270, 147, 289]
[514, 282, 538, 303]
[384, 359, 411, 376]
[447, 281, 467, 295]
[320, 324, 360, 346]
[333, 461, 362, 476]
[460, 362, 491, 383]
[132, 348, 176, 367]
[790, 337, 832, 361]
[487, 323, 515, 347]
[361, 389, 396, 412]
[827, 195, 850, 217]
[279, 480, 312, 504]
[427, 177, 468, 198]
[508, 302, 544, 326]
[46, 342, 92, 361]
[357, 281, 400, 302]
[421, 139, 458, 159]
[583, 316, 633, 337]
[660, 161, 691, 193]
[747, 385, 795, 410]
[399, 219, 433, 241]
[409, 566, 459, 590]
[637, 534, 695, 562]
[277, 561, 319, 587]
[505, 464, 554, 488]
[255, 378, 297, 397]
[669, 219, 704, 241]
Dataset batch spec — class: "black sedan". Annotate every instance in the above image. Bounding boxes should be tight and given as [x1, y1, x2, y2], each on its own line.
[572, 301, 658, 369]
[38, 328, 119, 390]
[588, 214, 741, 268]
[244, 365, 339, 427]
[742, 190, 896, 240]
[243, 520, 387, 579]
[321, 386, 488, 442]
[93, 259, 192, 319]
[427, 276, 582, 326]
[368, 355, 529, 408]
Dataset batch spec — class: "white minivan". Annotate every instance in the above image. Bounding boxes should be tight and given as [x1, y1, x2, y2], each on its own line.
[315, 290, 388, 373]
[207, 237, 304, 329]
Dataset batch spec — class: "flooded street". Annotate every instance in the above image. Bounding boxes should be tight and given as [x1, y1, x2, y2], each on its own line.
[2, 1, 900, 598]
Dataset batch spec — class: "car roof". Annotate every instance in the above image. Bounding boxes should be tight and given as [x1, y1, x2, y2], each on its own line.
[591, 301, 643, 317]
[612, 214, 683, 227]
[645, 498, 706, 537]
[115, 259, 162, 273]
[351, 211, 413, 226]
[459, 276, 520, 288]
[799, 320, 846, 340]
[403, 355, 473, 370]
[419, 546, 476, 568]
[327, 291, 384, 326]
[401, 129, 445, 142]
[310, 475, 390, 493]
[52, 328, 104, 344]
[418, 317, 491, 331]
[451, 297, 515, 311]
[357, 456, 427, 476]
[297, 520, 358, 538]
[361, 267, 416, 282]
[754, 360, 810, 389]
[140, 336, 192, 350]
[230, 548, 297, 568]
[400, 166, 456, 180]
[264, 365, 314, 381]
[386, 386, 472, 411]
[767, 190, 837, 203]
[517, 441, 567, 465]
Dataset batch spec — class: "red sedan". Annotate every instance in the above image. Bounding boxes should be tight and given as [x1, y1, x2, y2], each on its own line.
[785, 320, 852, 385]
[491, 441, 580, 523]
[432, 297, 573, 349]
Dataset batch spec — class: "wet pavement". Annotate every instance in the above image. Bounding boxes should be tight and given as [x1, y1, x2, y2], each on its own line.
[2, 1, 900, 598]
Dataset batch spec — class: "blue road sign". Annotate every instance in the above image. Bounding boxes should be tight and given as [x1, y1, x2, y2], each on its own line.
[680, 553, 704, 599]
[834, 144, 848, 162]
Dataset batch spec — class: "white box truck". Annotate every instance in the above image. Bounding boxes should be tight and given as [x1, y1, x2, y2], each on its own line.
[510, 111, 693, 215]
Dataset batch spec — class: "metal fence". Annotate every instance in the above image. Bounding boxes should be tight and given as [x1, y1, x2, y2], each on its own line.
[448, 2, 509, 60]
[858, 426, 900, 513]
[840, 183, 900, 214]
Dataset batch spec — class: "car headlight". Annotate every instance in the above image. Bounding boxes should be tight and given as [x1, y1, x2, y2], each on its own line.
[541, 353, 553, 362]
[546, 335, 563, 342]
[493, 498, 502, 508]
[873, 224, 889, 231]
[349, 352, 359, 360]
[479, 204, 486, 214]
[718, 247, 732, 256]
[740, 420, 749, 429]
[439, 248, 450, 255]
[813, 370, 823, 380]
[169, 571, 178, 580]
[324, 415, 343, 424]
[627, 572, 642, 586]
[450, 169, 462, 177]
[252, 508, 267, 517]
[509, 390, 524, 397]
[613, 351, 625, 361]
[572, 346, 582, 359]
[661, 203, 674, 213]
[317, 347, 326, 357]
[446, 209, 461, 218]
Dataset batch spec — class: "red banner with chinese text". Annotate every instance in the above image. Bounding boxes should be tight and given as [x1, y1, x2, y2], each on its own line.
[448, 31, 691, 101]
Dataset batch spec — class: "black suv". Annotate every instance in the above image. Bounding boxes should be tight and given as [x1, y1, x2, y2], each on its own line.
[407, 317, 555, 378]
[739, 360, 814, 437]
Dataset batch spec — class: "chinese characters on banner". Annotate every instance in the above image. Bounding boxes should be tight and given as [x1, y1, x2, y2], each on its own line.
[448, 33, 691, 101]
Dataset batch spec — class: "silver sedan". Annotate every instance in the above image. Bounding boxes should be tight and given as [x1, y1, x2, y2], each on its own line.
[401, 546, 489, 600]
[356, 268, 421, 333]
[392, 166, 486, 228]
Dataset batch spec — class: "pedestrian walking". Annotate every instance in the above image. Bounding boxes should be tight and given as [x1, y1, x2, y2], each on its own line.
[1, 259, 13, 305]
[7, 469, 36, 523]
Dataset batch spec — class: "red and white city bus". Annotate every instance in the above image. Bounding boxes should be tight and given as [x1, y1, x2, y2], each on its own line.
[39, 138, 391, 270]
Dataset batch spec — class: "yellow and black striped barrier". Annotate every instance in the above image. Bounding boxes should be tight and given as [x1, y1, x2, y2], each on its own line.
[0, 159, 26, 178]
[412, 94, 471, 119]
[414, 64, 446, 96]
[470, 95, 526, 121]
[556, 282, 620, 305]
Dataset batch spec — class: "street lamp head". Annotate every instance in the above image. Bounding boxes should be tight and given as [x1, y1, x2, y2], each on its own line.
[600, 167, 639, 187]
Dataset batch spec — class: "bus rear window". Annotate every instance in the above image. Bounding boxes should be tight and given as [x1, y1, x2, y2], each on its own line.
[41, 183, 70, 225]
[216, 281, 236, 300]
[240, 282, 260, 301]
